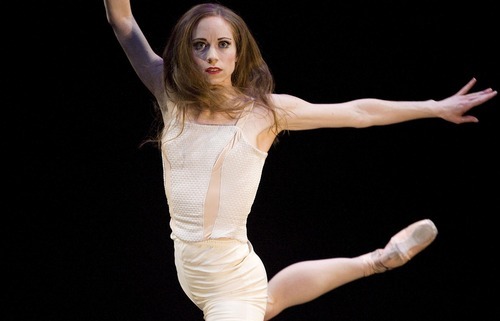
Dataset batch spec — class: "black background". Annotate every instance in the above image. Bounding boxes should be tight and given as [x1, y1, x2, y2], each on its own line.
[11, 1, 499, 320]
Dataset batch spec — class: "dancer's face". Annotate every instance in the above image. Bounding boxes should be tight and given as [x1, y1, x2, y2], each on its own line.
[192, 16, 237, 87]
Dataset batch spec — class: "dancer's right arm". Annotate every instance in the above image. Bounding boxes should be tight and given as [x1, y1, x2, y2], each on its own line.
[103, 0, 164, 97]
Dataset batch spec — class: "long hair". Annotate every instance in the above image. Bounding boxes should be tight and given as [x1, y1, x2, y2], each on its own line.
[146, 3, 282, 147]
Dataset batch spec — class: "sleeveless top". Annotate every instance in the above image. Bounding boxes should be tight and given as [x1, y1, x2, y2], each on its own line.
[160, 106, 268, 243]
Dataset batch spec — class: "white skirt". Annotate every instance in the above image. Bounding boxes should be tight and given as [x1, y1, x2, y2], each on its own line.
[173, 237, 268, 321]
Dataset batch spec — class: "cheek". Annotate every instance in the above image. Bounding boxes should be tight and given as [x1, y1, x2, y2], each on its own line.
[192, 53, 206, 68]
[192, 50, 200, 60]
[224, 51, 238, 66]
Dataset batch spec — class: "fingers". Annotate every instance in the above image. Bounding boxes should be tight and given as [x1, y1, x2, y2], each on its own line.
[473, 89, 497, 105]
[455, 77, 477, 96]
[454, 88, 496, 123]
[465, 88, 495, 101]
[459, 90, 496, 112]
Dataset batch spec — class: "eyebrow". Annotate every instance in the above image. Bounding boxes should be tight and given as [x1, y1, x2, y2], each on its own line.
[192, 37, 233, 41]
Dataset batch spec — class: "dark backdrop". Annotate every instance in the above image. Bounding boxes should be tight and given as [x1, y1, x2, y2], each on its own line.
[11, 1, 499, 320]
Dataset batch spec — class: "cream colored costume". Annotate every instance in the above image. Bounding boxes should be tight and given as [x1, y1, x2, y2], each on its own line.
[161, 106, 269, 320]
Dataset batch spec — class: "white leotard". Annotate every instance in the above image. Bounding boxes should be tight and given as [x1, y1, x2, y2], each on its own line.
[161, 107, 268, 243]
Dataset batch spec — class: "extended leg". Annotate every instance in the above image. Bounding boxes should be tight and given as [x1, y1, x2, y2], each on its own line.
[263, 219, 438, 320]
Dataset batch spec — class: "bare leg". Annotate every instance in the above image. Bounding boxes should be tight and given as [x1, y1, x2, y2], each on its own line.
[263, 219, 438, 320]
[264, 256, 366, 320]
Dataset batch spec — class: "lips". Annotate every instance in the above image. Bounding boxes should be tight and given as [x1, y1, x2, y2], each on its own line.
[205, 67, 221, 74]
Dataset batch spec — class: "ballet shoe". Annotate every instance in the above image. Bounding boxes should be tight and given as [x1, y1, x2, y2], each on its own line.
[363, 219, 438, 276]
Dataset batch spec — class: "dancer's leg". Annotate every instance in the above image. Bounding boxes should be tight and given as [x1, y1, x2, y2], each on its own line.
[263, 219, 437, 320]
[264, 256, 366, 320]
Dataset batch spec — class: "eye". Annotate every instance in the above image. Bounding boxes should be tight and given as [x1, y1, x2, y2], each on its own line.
[218, 40, 231, 49]
[193, 41, 207, 51]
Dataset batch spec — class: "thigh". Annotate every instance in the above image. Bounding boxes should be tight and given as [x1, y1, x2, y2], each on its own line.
[174, 238, 268, 320]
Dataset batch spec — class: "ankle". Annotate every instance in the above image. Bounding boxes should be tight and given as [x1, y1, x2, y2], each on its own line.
[361, 249, 387, 277]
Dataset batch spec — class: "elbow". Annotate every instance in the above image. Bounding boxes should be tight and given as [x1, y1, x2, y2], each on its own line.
[349, 109, 373, 128]
[108, 15, 135, 37]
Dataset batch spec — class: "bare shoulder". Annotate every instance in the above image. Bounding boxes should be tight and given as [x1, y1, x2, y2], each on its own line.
[240, 100, 280, 152]
[248, 100, 276, 127]
[270, 93, 314, 118]
[158, 99, 176, 123]
[271, 93, 303, 109]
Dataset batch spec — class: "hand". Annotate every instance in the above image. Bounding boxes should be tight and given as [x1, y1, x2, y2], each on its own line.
[437, 78, 497, 124]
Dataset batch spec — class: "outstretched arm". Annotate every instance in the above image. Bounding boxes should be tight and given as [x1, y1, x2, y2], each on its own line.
[103, 0, 164, 97]
[276, 78, 497, 131]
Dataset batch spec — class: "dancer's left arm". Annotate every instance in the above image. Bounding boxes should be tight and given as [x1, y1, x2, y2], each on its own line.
[275, 78, 496, 131]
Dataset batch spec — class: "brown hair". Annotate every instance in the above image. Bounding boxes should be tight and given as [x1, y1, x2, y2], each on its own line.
[146, 3, 281, 147]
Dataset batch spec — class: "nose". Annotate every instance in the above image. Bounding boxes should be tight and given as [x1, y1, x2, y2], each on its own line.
[206, 46, 218, 65]
[207, 57, 218, 65]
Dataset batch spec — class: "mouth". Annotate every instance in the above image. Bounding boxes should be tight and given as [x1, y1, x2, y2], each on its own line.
[205, 67, 222, 74]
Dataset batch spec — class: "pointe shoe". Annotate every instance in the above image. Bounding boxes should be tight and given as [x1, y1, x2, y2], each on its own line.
[363, 219, 438, 275]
